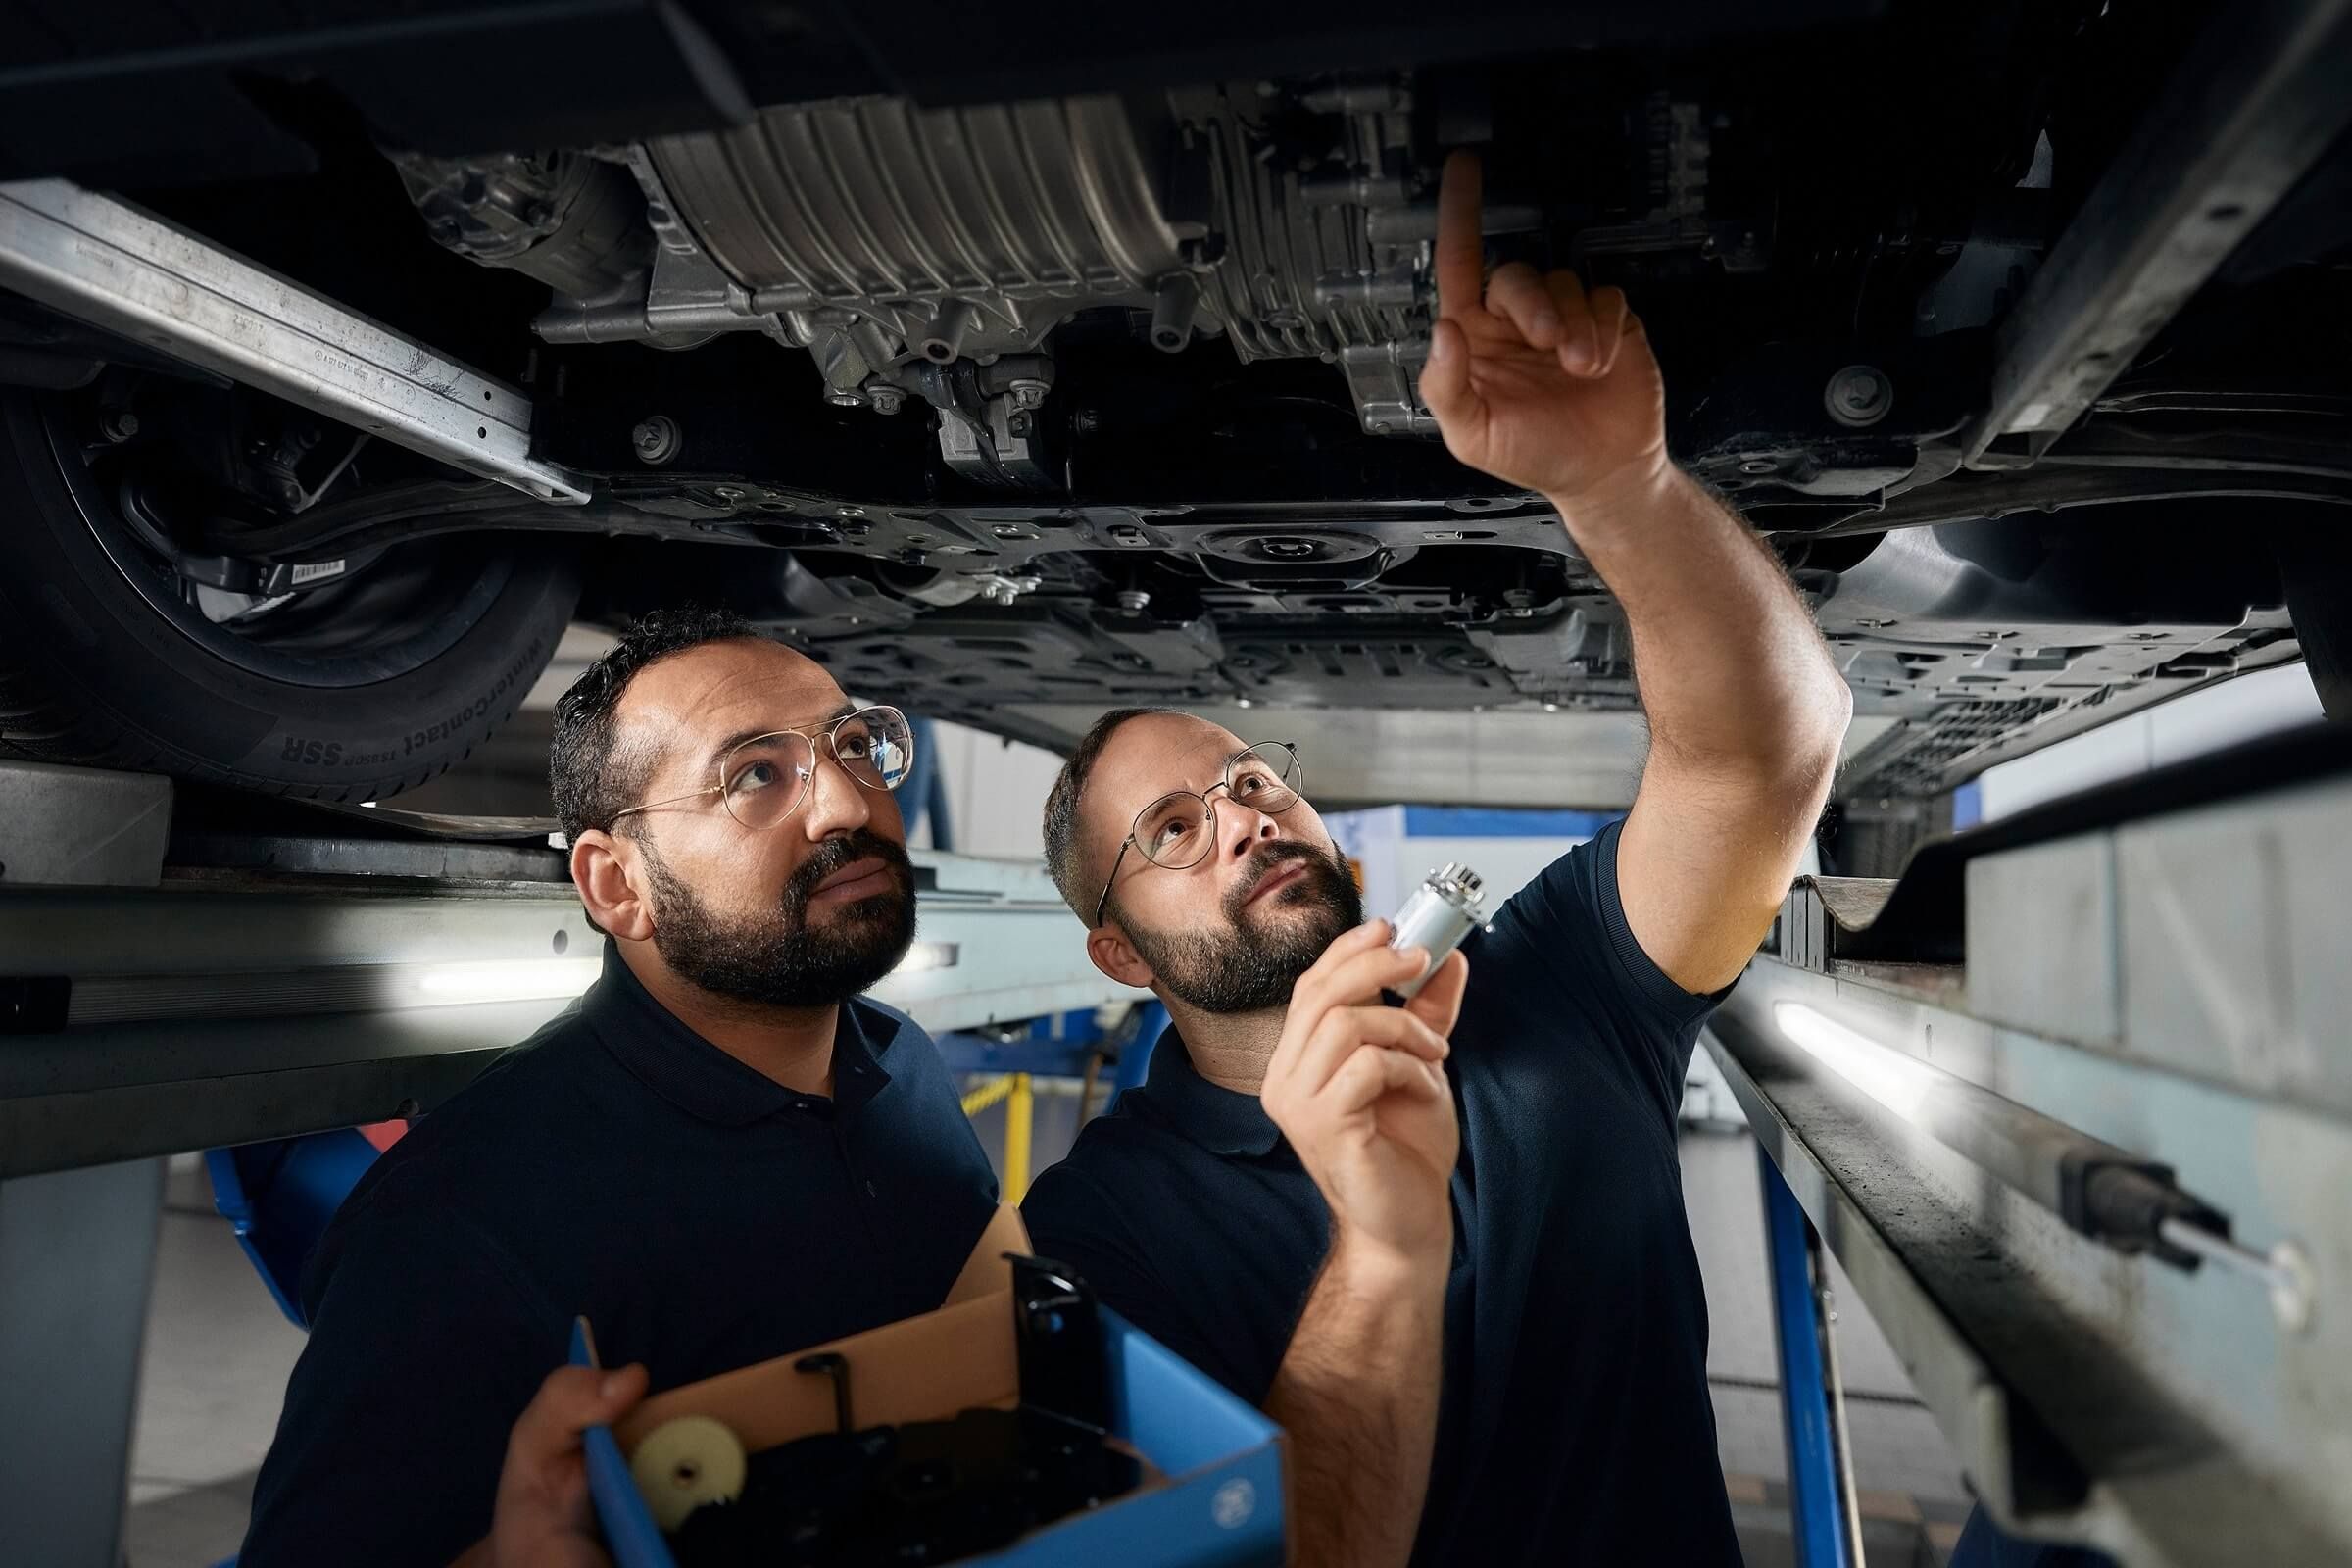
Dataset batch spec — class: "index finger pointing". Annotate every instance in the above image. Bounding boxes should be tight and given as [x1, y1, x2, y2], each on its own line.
[1434, 151, 1486, 321]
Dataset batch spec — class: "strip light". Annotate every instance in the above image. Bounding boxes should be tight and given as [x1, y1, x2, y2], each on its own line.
[412, 958, 602, 1006]
[1772, 1001, 1939, 1121]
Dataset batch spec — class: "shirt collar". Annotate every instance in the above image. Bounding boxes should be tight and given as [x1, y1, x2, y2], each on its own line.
[583, 940, 898, 1127]
[1137, 1019, 1286, 1159]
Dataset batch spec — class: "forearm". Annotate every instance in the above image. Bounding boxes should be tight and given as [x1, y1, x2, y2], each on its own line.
[1555, 461, 1850, 778]
[1264, 1232, 1447, 1568]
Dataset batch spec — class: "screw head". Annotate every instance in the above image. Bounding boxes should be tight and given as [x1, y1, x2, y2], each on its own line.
[100, 410, 140, 443]
[630, 416, 681, 465]
[868, 387, 905, 415]
[1825, 364, 1893, 427]
[1115, 588, 1152, 612]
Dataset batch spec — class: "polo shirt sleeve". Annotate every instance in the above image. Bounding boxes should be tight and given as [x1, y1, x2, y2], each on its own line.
[1022, 1161, 1262, 1403]
[1474, 817, 1729, 1120]
[239, 1192, 564, 1568]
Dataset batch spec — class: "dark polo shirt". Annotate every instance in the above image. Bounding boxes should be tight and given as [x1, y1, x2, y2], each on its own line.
[242, 942, 997, 1568]
[1023, 820, 1740, 1565]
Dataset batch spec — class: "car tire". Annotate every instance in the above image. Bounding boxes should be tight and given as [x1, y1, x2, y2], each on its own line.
[0, 395, 581, 801]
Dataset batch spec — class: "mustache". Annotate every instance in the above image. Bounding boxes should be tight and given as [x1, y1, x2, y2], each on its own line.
[1223, 839, 1337, 921]
[784, 830, 915, 912]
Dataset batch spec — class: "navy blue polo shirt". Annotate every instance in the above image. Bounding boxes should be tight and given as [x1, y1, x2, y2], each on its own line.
[1023, 819, 1740, 1566]
[242, 942, 997, 1568]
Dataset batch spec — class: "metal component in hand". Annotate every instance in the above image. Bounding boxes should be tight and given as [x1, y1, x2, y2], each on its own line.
[1388, 863, 1488, 1000]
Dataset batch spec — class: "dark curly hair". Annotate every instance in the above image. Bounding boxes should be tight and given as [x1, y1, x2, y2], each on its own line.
[549, 607, 764, 845]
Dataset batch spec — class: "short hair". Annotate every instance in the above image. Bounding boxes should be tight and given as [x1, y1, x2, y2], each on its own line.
[1041, 707, 1177, 921]
[549, 606, 764, 844]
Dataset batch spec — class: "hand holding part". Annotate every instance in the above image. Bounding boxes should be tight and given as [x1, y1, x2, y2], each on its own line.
[1260, 921, 1465, 1271]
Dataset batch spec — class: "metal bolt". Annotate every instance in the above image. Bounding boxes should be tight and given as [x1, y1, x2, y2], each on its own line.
[1115, 589, 1152, 612]
[1825, 365, 1894, 427]
[827, 390, 865, 408]
[630, 416, 681, 465]
[838, 505, 866, 519]
[712, 485, 747, 503]
[100, 409, 140, 443]
[1070, 408, 1103, 437]
[868, 386, 905, 416]
[1009, 380, 1048, 411]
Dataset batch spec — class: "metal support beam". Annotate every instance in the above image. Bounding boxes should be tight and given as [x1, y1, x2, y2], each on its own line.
[0, 179, 590, 504]
[1963, 0, 2352, 467]
[0, 821, 1140, 1177]
[1759, 1144, 1855, 1568]
[0, 1159, 162, 1568]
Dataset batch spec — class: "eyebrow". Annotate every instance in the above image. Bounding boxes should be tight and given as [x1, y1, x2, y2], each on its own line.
[698, 702, 860, 779]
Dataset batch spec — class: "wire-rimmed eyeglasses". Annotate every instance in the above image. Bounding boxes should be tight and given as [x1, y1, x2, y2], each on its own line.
[1093, 742, 1303, 926]
[610, 705, 916, 832]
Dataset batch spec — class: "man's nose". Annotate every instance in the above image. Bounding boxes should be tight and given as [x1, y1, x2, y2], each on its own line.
[1221, 799, 1281, 859]
[799, 749, 872, 839]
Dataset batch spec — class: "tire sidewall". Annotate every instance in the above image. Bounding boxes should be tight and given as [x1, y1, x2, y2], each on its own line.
[0, 398, 581, 799]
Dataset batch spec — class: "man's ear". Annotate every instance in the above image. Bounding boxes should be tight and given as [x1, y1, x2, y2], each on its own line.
[1086, 923, 1154, 991]
[571, 828, 655, 942]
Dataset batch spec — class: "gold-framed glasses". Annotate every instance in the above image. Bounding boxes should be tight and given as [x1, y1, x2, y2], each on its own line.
[1093, 742, 1302, 926]
[610, 705, 916, 832]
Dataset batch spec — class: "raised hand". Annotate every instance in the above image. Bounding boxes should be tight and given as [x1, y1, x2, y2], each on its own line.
[1418, 151, 1669, 510]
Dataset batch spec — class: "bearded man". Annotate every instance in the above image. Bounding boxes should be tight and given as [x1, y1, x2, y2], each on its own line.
[240, 608, 998, 1568]
[1019, 152, 1851, 1568]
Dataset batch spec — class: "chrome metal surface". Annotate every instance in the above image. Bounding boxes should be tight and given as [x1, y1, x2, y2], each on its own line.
[0, 180, 590, 504]
[1962, 0, 2352, 466]
[563, 83, 1446, 436]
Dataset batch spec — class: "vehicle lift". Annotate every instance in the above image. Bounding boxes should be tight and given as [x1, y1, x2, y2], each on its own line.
[3, 723, 2349, 1567]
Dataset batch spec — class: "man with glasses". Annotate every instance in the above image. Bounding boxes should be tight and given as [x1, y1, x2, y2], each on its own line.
[1023, 153, 1853, 1567]
[241, 610, 997, 1568]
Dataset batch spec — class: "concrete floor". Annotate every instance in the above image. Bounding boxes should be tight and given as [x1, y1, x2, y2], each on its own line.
[124, 1120, 1969, 1567]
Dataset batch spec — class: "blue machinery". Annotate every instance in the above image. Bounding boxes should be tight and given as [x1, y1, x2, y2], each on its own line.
[1760, 1146, 1860, 1568]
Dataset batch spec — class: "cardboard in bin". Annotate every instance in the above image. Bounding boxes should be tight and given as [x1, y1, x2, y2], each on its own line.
[570, 1204, 1286, 1568]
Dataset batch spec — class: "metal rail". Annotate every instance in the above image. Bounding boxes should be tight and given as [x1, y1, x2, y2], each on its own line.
[1713, 757, 2352, 1565]
[0, 179, 590, 503]
[0, 762, 1141, 1178]
[1963, 0, 2352, 467]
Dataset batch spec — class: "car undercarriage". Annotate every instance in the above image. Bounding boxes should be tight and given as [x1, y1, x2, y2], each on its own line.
[0, 0, 2345, 850]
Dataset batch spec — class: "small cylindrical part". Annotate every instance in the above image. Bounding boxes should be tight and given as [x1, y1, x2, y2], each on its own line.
[922, 299, 978, 363]
[1388, 862, 1487, 999]
[1150, 274, 1200, 353]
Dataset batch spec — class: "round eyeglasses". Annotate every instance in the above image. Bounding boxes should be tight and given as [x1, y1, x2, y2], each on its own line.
[611, 705, 916, 832]
[1093, 742, 1302, 925]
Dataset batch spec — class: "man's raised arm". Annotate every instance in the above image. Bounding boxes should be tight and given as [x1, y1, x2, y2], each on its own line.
[1419, 152, 1852, 995]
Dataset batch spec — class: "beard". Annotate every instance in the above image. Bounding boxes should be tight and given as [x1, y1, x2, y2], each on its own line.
[639, 828, 918, 1008]
[1119, 838, 1364, 1014]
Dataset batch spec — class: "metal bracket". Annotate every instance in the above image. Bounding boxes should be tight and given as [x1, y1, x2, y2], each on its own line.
[0, 179, 589, 504]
